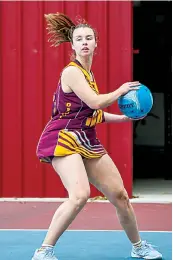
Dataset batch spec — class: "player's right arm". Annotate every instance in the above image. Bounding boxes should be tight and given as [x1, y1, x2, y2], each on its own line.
[61, 66, 140, 110]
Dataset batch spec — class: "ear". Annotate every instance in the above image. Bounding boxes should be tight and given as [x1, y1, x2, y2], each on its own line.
[71, 44, 75, 50]
[95, 42, 97, 48]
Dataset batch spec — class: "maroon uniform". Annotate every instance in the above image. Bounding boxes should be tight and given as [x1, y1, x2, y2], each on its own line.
[36, 60, 106, 163]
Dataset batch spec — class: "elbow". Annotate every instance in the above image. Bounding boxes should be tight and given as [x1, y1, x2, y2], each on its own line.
[88, 102, 102, 110]
[89, 104, 100, 110]
[88, 96, 104, 110]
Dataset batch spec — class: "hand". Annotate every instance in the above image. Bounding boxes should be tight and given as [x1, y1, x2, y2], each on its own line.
[118, 81, 140, 96]
[129, 116, 146, 121]
[118, 115, 145, 122]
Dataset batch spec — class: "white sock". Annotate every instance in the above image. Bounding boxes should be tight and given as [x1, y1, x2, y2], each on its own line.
[133, 240, 142, 249]
[41, 244, 54, 250]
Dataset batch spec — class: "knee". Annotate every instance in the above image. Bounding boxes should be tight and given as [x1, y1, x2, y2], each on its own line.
[111, 188, 130, 208]
[116, 189, 129, 201]
[70, 188, 90, 209]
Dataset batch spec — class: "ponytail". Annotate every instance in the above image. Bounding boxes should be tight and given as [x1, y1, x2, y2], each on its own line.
[44, 12, 75, 47]
[44, 12, 97, 48]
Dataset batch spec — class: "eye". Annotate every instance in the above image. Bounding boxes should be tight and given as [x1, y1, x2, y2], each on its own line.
[76, 37, 82, 41]
[86, 36, 93, 40]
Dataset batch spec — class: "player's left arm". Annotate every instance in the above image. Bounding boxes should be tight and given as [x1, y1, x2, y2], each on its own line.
[103, 112, 145, 123]
[103, 112, 130, 123]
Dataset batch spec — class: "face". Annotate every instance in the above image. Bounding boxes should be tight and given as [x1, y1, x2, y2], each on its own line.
[72, 27, 97, 57]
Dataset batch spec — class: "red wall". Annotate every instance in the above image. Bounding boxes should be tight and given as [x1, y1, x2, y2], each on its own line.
[0, 1, 133, 198]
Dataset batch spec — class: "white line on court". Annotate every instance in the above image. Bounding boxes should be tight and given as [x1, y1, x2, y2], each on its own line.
[0, 229, 171, 233]
[0, 198, 172, 203]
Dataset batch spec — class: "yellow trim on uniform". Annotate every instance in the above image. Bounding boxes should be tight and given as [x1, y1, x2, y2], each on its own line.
[59, 132, 78, 148]
[54, 145, 76, 156]
[53, 130, 106, 159]
[67, 61, 99, 94]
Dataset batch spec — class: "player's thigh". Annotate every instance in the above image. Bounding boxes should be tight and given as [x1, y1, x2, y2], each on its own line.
[52, 154, 90, 199]
[84, 154, 126, 201]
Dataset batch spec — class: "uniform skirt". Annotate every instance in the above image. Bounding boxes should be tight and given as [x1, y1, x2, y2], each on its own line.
[36, 128, 106, 163]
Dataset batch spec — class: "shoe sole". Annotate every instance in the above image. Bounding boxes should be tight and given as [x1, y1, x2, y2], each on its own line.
[131, 252, 162, 259]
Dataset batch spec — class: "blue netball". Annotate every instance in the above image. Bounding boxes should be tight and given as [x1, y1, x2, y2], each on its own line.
[118, 84, 153, 119]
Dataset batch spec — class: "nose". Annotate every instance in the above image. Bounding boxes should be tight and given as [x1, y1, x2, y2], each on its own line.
[82, 39, 87, 45]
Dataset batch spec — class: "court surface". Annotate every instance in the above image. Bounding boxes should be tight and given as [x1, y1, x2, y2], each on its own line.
[0, 201, 172, 259]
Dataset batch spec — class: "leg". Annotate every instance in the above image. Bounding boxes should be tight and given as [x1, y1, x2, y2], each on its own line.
[43, 154, 90, 246]
[84, 154, 162, 259]
[84, 154, 140, 243]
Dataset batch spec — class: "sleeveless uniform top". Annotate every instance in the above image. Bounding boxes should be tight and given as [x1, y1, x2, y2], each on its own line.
[36, 60, 107, 163]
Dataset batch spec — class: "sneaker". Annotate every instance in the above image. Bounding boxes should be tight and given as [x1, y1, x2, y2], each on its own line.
[131, 241, 162, 259]
[31, 248, 58, 260]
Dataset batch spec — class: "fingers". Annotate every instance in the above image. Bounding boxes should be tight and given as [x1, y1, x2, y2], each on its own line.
[119, 81, 141, 95]
[132, 116, 146, 121]
[128, 81, 140, 86]
[129, 81, 140, 84]
[129, 86, 139, 90]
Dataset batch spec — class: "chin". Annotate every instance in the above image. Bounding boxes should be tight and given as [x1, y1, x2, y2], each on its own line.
[80, 52, 92, 57]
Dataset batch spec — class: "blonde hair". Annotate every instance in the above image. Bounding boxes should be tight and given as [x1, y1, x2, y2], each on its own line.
[44, 12, 97, 47]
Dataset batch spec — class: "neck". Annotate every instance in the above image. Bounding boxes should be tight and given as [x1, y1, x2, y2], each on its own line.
[75, 55, 93, 72]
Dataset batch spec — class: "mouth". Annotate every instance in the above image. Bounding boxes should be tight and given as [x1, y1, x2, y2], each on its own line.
[82, 47, 89, 51]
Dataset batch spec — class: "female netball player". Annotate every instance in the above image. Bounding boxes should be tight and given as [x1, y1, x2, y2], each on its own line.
[32, 12, 162, 260]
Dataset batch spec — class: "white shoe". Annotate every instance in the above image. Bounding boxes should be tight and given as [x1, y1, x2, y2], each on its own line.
[131, 240, 162, 259]
[31, 248, 58, 260]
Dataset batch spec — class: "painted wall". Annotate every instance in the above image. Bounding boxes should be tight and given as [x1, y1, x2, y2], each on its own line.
[0, 1, 133, 197]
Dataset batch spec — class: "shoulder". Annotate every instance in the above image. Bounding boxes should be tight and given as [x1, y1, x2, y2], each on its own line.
[61, 65, 84, 78]
[61, 65, 86, 86]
